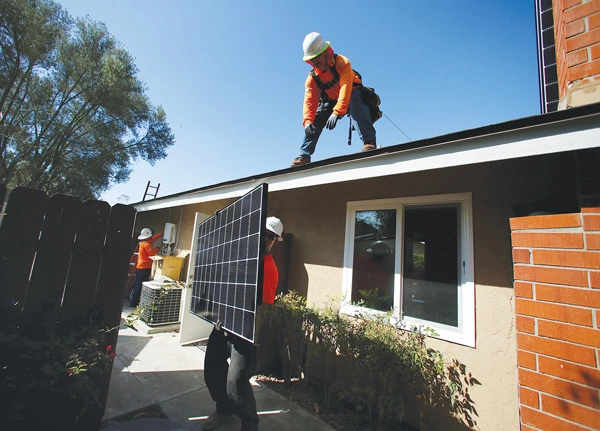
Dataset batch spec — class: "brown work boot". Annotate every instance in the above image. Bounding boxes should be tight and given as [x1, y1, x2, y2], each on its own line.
[362, 142, 376, 152]
[291, 155, 311, 166]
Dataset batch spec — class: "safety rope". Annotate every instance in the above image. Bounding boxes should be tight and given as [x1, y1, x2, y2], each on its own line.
[383, 112, 412, 142]
[347, 111, 412, 146]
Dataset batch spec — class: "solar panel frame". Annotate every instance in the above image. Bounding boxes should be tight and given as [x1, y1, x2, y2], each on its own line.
[189, 183, 267, 342]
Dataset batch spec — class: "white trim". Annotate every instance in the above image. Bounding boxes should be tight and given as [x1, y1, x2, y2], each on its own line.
[341, 193, 475, 347]
[134, 115, 600, 212]
[178, 212, 214, 345]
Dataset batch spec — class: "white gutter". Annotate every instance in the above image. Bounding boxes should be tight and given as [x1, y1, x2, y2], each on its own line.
[134, 113, 600, 212]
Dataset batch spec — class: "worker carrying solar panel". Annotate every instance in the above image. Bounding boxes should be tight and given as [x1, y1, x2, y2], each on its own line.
[291, 32, 379, 166]
[202, 216, 284, 431]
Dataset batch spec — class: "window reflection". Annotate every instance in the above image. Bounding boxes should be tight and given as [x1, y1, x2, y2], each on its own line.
[402, 205, 459, 326]
[351, 210, 396, 311]
[350, 205, 460, 326]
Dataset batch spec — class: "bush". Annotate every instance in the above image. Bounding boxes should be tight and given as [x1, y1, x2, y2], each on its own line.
[0, 316, 117, 429]
[265, 292, 480, 430]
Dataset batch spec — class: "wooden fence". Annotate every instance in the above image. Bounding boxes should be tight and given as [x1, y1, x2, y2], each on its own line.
[0, 185, 137, 429]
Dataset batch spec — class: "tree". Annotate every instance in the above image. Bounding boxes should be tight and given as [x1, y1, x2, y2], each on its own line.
[0, 0, 174, 199]
[356, 210, 396, 239]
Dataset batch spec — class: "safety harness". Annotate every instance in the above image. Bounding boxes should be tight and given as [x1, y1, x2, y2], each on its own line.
[310, 59, 341, 103]
[309, 54, 364, 103]
[310, 55, 381, 145]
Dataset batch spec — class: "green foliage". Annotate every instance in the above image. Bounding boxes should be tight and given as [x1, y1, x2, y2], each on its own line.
[0, 317, 118, 428]
[0, 0, 174, 199]
[136, 280, 190, 326]
[355, 210, 396, 238]
[263, 291, 310, 384]
[411, 254, 425, 278]
[265, 292, 480, 430]
[356, 287, 394, 311]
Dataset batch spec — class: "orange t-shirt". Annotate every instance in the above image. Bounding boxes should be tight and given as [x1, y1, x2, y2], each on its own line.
[136, 240, 159, 270]
[262, 254, 279, 304]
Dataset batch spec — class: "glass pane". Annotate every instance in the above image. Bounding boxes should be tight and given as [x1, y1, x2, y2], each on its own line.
[402, 205, 459, 326]
[351, 210, 396, 311]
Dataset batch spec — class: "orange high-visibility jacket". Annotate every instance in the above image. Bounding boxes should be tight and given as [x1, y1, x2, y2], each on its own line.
[302, 52, 362, 127]
[136, 240, 159, 270]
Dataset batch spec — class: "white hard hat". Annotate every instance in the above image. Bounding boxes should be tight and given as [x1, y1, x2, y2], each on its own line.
[302, 32, 330, 61]
[266, 217, 283, 241]
[138, 227, 153, 240]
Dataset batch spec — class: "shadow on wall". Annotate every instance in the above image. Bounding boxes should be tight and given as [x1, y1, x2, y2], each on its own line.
[289, 265, 309, 300]
[272, 233, 306, 297]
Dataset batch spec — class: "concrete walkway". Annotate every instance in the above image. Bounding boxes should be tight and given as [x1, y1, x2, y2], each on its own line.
[100, 302, 335, 430]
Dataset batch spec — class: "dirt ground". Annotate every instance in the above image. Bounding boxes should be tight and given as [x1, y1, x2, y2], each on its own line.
[255, 374, 417, 431]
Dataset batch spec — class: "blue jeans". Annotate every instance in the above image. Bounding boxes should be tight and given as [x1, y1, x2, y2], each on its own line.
[130, 268, 151, 307]
[204, 328, 259, 431]
[299, 86, 376, 157]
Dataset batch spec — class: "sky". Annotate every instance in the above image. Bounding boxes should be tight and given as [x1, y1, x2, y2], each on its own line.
[55, 0, 541, 206]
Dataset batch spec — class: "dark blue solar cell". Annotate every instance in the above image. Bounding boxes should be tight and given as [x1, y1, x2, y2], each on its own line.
[190, 184, 267, 342]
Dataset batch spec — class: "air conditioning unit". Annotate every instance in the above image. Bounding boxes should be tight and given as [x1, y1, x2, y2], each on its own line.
[140, 281, 183, 326]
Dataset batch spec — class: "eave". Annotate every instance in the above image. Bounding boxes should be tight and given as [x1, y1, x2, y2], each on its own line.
[134, 102, 600, 212]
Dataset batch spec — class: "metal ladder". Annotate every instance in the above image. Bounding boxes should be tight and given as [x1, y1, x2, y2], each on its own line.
[142, 181, 160, 201]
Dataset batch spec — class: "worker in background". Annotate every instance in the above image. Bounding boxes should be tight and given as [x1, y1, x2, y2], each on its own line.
[129, 227, 161, 308]
[202, 217, 284, 431]
[291, 32, 376, 166]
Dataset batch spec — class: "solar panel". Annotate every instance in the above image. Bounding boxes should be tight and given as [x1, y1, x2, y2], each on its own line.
[190, 183, 267, 342]
[535, 0, 559, 113]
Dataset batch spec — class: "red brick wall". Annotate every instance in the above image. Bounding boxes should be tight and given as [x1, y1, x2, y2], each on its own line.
[510, 209, 600, 430]
[554, 0, 600, 98]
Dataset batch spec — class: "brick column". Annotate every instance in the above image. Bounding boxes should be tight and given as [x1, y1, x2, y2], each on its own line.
[553, 0, 600, 108]
[510, 209, 600, 430]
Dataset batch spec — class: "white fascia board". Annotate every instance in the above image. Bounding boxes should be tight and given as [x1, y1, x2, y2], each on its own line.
[133, 181, 266, 212]
[135, 114, 600, 212]
[267, 115, 600, 192]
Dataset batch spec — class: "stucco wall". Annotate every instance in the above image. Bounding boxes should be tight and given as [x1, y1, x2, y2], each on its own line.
[134, 151, 578, 430]
[265, 153, 577, 430]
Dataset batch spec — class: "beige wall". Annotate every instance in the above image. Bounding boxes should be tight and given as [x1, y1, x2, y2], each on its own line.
[134, 152, 578, 430]
[427, 286, 517, 430]
[134, 198, 235, 280]
[269, 153, 576, 430]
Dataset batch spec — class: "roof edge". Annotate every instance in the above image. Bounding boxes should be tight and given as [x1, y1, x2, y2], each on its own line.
[132, 102, 600, 208]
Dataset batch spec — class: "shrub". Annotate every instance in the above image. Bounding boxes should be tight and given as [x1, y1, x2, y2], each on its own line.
[265, 291, 480, 430]
[0, 315, 117, 429]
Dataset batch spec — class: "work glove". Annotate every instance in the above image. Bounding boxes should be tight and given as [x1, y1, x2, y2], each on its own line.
[304, 123, 316, 137]
[214, 320, 223, 332]
[325, 113, 340, 130]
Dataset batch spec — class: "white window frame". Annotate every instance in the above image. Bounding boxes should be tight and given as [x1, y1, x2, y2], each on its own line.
[341, 193, 475, 347]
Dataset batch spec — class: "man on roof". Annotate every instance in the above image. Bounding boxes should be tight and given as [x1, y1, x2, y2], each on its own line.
[291, 32, 377, 166]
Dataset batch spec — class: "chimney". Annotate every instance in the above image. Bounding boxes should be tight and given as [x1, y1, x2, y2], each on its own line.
[553, 0, 600, 109]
